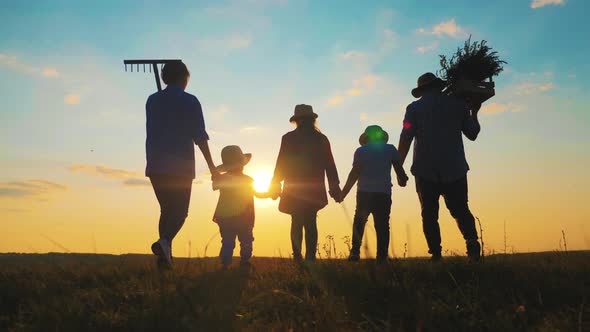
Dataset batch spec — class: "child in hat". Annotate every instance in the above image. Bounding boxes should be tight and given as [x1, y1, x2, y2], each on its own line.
[212, 145, 268, 268]
[339, 125, 409, 263]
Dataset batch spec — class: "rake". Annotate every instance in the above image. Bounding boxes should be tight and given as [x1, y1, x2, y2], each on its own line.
[123, 59, 182, 92]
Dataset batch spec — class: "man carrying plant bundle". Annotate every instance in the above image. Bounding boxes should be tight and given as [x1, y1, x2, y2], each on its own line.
[398, 72, 482, 262]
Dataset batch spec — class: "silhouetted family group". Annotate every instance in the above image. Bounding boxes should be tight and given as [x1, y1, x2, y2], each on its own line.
[146, 62, 482, 269]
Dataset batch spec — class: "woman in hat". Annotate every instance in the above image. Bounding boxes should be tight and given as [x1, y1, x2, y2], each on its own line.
[269, 104, 341, 262]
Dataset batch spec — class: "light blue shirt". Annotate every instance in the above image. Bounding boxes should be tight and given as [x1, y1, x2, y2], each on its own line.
[145, 86, 209, 178]
[353, 143, 401, 194]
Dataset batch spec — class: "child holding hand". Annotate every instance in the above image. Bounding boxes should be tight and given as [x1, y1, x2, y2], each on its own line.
[340, 125, 408, 263]
[212, 145, 269, 268]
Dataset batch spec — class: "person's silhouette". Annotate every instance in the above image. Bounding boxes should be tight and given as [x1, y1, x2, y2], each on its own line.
[145, 61, 218, 269]
[398, 72, 482, 262]
[269, 104, 341, 262]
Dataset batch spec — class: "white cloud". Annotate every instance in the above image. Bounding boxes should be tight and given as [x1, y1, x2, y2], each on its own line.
[64, 94, 80, 105]
[122, 178, 151, 187]
[381, 28, 397, 50]
[41, 67, 59, 77]
[327, 95, 344, 106]
[0, 53, 60, 78]
[417, 18, 467, 38]
[514, 82, 555, 95]
[531, 0, 565, 9]
[197, 34, 252, 55]
[0, 179, 67, 198]
[339, 50, 368, 62]
[239, 126, 261, 133]
[69, 165, 138, 179]
[69, 164, 151, 188]
[326, 74, 381, 107]
[416, 42, 439, 54]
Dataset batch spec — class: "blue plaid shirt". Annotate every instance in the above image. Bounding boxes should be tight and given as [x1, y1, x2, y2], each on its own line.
[400, 93, 480, 183]
[145, 86, 209, 178]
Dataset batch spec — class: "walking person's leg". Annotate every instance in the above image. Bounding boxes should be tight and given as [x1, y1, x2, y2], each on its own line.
[442, 176, 480, 261]
[290, 213, 304, 261]
[415, 177, 443, 260]
[303, 211, 318, 261]
[372, 193, 392, 262]
[237, 223, 254, 266]
[219, 220, 238, 267]
[350, 192, 371, 261]
[161, 177, 192, 244]
[150, 175, 192, 267]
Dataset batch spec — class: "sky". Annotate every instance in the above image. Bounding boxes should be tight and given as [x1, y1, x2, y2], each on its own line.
[1, 0, 589, 258]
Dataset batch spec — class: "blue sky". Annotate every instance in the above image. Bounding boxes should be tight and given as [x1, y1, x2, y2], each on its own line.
[1, 0, 589, 255]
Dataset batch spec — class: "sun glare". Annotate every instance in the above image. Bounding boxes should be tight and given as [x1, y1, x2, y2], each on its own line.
[252, 169, 273, 193]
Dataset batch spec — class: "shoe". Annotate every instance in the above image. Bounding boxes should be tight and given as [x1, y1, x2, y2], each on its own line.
[151, 238, 172, 268]
[466, 240, 481, 262]
[348, 254, 360, 262]
[430, 253, 442, 262]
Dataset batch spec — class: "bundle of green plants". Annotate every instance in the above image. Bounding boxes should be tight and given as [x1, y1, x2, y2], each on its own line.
[438, 37, 506, 88]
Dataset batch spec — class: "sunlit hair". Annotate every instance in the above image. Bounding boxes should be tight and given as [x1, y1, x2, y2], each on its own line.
[292, 117, 321, 132]
[161, 61, 190, 85]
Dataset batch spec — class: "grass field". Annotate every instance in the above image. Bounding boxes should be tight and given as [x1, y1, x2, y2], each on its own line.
[0, 251, 588, 331]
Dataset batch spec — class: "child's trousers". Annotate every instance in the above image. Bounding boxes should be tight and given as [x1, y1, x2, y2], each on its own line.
[218, 217, 254, 265]
[351, 192, 392, 259]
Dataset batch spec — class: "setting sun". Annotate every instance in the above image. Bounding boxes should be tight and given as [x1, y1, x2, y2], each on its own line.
[251, 168, 273, 193]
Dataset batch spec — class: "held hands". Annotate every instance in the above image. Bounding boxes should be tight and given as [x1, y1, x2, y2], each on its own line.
[397, 173, 409, 187]
[330, 186, 344, 203]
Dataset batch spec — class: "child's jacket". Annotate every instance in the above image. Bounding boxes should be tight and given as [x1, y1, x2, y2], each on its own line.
[212, 173, 255, 226]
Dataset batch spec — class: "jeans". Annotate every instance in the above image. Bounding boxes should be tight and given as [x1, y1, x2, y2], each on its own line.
[415, 176, 478, 255]
[351, 192, 392, 259]
[150, 175, 192, 246]
[291, 210, 318, 260]
[218, 218, 254, 265]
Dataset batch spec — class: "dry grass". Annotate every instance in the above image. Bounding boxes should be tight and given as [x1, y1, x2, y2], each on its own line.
[0, 251, 589, 331]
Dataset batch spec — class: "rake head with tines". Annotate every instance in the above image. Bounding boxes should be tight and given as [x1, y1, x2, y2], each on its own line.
[123, 59, 182, 92]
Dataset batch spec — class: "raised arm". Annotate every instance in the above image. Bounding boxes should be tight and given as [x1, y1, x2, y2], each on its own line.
[461, 102, 481, 141]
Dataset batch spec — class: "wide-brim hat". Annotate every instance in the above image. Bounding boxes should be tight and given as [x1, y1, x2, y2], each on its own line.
[289, 104, 318, 122]
[216, 145, 252, 172]
[359, 125, 389, 146]
[411, 72, 446, 98]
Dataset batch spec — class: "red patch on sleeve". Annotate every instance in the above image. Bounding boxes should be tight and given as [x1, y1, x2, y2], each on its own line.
[403, 121, 412, 130]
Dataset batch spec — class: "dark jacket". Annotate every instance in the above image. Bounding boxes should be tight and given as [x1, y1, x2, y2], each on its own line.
[271, 128, 340, 214]
[400, 93, 480, 183]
